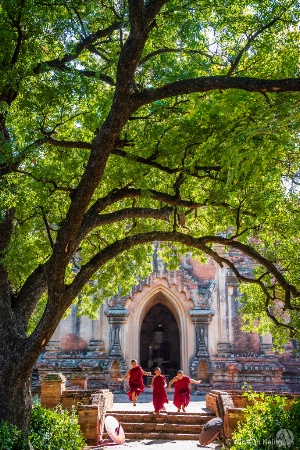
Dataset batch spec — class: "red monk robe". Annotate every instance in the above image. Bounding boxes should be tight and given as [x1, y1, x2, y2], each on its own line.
[173, 375, 191, 409]
[152, 374, 169, 412]
[127, 365, 145, 402]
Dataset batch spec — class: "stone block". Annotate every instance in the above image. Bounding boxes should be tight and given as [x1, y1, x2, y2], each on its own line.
[77, 405, 100, 445]
[40, 373, 66, 409]
[224, 407, 245, 439]
[69, 373, 87, 389]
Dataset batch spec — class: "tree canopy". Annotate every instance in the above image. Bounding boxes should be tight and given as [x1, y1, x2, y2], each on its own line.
[1, 0, 300, 430]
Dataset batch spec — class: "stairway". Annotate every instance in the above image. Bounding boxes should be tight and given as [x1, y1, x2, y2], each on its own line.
[103, 409, 216, 440]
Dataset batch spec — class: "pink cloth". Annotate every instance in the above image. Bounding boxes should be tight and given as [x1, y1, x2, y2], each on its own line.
[127, 365, 145, 401]
[152, 374, 169, 412]
[173, 375, 190, 409]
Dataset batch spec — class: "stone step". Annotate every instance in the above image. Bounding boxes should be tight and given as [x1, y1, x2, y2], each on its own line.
[108, 410, 212, 416]
[107, 411, 214, 424]
[120, 422, 202, 434]
[103, 409, 216, 440]
[103, 432, 200, 440]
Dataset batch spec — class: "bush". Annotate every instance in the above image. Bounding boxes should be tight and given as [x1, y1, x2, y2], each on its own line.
[0, 421, 28, 450]
[230, 393, 300, 450]
[29, 403, 85, 450]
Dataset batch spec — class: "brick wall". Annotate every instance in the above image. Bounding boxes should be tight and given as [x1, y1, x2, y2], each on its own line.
[231, 315, 260, 354]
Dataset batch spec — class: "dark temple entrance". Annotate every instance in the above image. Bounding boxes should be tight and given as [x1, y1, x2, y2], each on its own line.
[140, 300, 180, 379]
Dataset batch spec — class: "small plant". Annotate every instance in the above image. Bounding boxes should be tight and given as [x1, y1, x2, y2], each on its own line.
[29, 403, 85, 450]
[230, 393, 300, 450]
[0, 421, 28, 450]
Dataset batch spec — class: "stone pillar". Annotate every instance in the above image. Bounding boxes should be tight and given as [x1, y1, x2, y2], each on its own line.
[189, 309, 214, 386]
[215, 249, 234, 356]
[41, 373, 66, 409]
[105, 307, 129, 391]
[105, 307, 129, 357]
[260, 333, 273, 355]
[190, 309, 214, 358]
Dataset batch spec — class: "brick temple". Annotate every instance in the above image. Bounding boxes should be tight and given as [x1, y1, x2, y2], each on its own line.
[34, 244, 300, 394]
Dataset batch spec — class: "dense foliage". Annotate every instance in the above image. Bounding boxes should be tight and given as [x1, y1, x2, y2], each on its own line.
[1, 0, 300, 432]
[0, 404, 85, 450]
[230, 393, 300, 450]
[0, 421, 28, 450]
[29, 404, 85, 450]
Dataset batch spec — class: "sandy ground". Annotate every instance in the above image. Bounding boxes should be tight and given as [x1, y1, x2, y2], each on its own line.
[86, 392, 222, 450]
[89, 438, 222, 449]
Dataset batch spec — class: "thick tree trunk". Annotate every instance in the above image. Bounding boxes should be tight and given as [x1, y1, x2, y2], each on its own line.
[0, 214, 36, 435]
[0, 346, 33, 435]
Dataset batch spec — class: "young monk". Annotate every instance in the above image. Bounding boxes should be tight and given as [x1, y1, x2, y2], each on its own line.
[168, 370, 201, 412]
[117, 359, 151, 406]
[151, 367, 169, 414]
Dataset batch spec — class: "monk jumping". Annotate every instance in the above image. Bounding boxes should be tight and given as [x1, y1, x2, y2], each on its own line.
[117, 359, 151, 406]
[151, 367, 169, 413]
[168, 370, 201, 412]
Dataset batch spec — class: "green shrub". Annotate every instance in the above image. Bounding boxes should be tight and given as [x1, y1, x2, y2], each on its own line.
[0, 421, 28, 450]
[29, 403, 85, 450]
[230, 393, 300, 450]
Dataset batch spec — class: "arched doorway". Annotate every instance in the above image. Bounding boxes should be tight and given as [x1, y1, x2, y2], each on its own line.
[140, 301, 180, 379]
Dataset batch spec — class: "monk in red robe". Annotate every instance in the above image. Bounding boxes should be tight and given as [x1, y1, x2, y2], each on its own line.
[117, 359, 151, 406]
[151, 367, 169, 413]
[168, 370, 201, 412]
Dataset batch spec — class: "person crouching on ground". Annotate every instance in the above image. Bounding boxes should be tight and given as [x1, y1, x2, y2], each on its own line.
[151, 367, 169, 414]
[117, 359, 151, 406]
[168, 370, 201, 412]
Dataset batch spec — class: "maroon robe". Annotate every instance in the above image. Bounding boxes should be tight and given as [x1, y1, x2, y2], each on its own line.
[173, 375, 190, 409]
[127, 365, 145, 401]
[152, 374, 169, 412]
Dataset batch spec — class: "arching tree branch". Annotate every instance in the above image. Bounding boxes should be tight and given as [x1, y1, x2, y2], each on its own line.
[78, 206, 172, 241]
[133, 77, 300, 107]
[65, 231, 300, 308]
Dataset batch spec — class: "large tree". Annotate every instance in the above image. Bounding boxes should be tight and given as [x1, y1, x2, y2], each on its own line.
[1, 0, 300, 434]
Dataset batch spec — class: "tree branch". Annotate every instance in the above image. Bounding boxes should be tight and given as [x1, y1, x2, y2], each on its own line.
[227, 15, 282, 76]
[65, 231, 300, 306]
[84, 186, 256, 229]
[36, 136, 92, 150]
[133, 77, 300, 107]
[128, 0, 144, 33]
[143, 0, 168, 29]
[0, 208, 15, 253]
[12, 264, 48, 327]
[40, 207, 54, 249]
[33, 22, 122, 74]
[9, 1, 25, 66]
[111, 147, 221, 177]
[78, 206, 172, 241]
[83, 186, 207, 220]
[14, 169, 74, 193]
